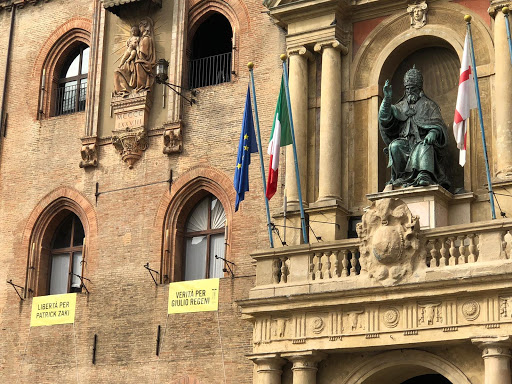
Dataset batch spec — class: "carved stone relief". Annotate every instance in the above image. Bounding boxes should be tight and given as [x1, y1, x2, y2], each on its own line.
[163, 126, 183, 154]
[357, 198, 424, 285]
[418, 303, 442, 326]
[79, 137, 98, 168]
[346, 310, 365, 332]
[407, 1, 428, 29]
[382, 307, 400, 328]
[462, 300, 480, 321]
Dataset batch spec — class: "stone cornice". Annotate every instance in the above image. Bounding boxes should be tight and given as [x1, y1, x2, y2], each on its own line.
[0, 0, 50, 11]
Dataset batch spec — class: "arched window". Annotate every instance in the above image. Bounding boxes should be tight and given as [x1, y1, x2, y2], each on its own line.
[48, 213, 85, 294]
[183, 194, 226, 280]
[188, 13, 233, 88]
[55, 44, 89, 116]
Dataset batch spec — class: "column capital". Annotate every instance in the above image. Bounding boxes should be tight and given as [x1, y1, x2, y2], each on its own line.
[248, 353, 286, 373]
[488, 2, 511, 18]
[472, 336, 512, 358]
[314, 40, 348, 55]
[281, 350, 327, 371]
[287, 46, 314, 61]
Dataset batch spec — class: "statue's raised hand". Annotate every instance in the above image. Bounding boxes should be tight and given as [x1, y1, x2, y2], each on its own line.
[383, 80, 392, 99]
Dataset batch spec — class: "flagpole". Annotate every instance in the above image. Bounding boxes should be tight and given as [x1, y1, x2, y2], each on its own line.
[248, 62, 274, 248]
[280, 54, 309, 244]
[465, 15, 497, 220]
[502, 7, 512, 66]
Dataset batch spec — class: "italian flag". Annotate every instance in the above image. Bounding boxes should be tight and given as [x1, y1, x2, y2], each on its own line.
[266, 77, 292, 200]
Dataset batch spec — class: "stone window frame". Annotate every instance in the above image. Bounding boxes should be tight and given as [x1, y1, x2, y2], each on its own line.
[157, 167, 234, 284]
[34, 19, 92, 119]
[22, 188, 97, 298]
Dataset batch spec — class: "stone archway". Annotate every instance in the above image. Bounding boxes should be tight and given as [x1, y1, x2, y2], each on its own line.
[341, 350, 472, 384]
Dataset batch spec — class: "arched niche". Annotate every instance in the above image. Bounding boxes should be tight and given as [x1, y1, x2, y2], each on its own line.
[350, 2, 493, 193]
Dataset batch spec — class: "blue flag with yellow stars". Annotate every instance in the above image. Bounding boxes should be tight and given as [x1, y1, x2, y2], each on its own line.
[234, 86, 258, 211]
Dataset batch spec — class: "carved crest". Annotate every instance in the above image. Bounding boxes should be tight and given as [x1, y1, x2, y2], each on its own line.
[357, 198, 425, 285]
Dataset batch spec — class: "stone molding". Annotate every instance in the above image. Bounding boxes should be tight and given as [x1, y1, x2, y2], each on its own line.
[248, 353, 286, 373]
[287, 46, 314, 61]
[472, 336, 512, 358]
[0, 0, 49, 11]
[162, 122, 183, 154]
[314, 39, 348, 55]
[489, 1, 511, 17]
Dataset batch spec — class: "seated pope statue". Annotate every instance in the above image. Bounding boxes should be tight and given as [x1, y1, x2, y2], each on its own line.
[378, 66, 450, 190]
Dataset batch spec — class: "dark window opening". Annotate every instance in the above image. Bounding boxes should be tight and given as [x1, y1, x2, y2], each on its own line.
[401, 374, 452, 384]
[55, 44, 89, 116]
[49, 213, 85, 295]
[189, 13, 232, 88]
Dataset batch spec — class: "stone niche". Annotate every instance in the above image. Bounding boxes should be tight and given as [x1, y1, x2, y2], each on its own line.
[111, 91, 152, 168]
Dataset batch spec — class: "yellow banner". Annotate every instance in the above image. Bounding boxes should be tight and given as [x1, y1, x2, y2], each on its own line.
[168, 278, 219, 314]
[30, 293, 77, 327]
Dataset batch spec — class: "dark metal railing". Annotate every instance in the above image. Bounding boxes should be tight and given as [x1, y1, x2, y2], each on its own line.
[188, 52, 232, 89]
[55, 81, 87, 116]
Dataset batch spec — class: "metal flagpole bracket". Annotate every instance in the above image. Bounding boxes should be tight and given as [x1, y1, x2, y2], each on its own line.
[144, 262, 160, 286]
[215, 255, 235, 278]
[6, 279, 24, 301]
[70, 272, 91, 294]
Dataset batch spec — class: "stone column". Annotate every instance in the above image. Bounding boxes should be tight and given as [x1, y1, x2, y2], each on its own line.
[286, 47, 312, 207]
[282, 351, 326, 384]
[314, 40, 347, 201]
[249, 354, 286, 384]
[473, 336, 512, 384]
[491, 4, 512, 178]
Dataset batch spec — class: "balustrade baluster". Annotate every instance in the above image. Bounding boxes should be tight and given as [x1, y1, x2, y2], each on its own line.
[349, 248, 358, 276]
[341, 250, 349, 277]
[468, 234, 477, 263]
[458, 236, 467, 264]
[315, 252, 323, 280]
[448, 237, 457, 266]
[309, 254, 316, 280]
[280, 257, 288, 284]
[324, 251, 332, 279]
[439, 238, 448, 266]
[332, 250, 339, 278]
[428, 239, 438, 268]
[272, 259, 280, 284]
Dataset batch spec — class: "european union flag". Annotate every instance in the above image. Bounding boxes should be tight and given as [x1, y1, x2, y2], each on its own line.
[234, 86, 258, 211]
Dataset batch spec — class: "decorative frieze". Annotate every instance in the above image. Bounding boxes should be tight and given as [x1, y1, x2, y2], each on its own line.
[250, 294, 512, 351]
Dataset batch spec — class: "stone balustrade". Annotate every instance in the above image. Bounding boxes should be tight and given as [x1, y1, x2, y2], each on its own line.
[251, 219, 512, 292]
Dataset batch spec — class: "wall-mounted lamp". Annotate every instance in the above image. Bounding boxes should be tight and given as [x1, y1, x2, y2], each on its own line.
[155, 59, 196, 106]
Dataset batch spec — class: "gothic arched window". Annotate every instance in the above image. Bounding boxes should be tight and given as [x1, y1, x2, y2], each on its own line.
[48, 213, 85, 294]
[55, 44, 89, 116]
[184, 195, 226, 280]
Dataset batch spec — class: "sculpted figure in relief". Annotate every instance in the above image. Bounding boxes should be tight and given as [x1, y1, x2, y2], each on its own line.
[407, 1, 428, 29]
[379, 67, 450, 191]
[357, 198, 425, 285]
[114, 18, 156, 96]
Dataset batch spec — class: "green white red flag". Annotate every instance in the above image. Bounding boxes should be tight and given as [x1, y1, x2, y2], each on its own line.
[266, 77, 292, 200]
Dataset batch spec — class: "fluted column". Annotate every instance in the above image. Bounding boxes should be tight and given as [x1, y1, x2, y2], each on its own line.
[473, 336, 512, 384]
[491, 4, 512, 177]
[282, 351, 326, 384]
[314, 40, 347, 201]
[286, 47, 312, 206]
[249, 354, 286, 384]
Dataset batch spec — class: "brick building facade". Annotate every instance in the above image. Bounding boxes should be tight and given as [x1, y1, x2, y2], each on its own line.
[2, 0, 512, 383]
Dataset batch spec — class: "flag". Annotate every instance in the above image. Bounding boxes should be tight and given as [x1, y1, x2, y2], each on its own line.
[234, 86, 258, 211]
[453, 32, 477, 167]
[266, 77, 292, 200]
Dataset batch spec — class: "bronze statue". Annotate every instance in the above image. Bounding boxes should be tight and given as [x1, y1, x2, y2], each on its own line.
[379, 67, 450, 190]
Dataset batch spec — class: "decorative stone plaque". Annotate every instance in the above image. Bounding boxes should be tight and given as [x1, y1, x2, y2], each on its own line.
[111, 91, 151, 168]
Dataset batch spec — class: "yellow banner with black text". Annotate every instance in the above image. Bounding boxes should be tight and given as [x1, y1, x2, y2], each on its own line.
[30, 293, 77, 327]
[168, 278, 219, 314]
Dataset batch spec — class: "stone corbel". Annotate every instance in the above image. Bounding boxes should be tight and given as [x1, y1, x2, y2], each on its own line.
[314, 40, 348, 55]
[162, 122, 183, 154]
[79, 137, 99, 168]
[287, 46, 314, 61]
[112, 129, 148, 169]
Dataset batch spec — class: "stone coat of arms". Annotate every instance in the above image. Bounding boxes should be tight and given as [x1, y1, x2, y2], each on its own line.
[357, 198, 425, 285]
